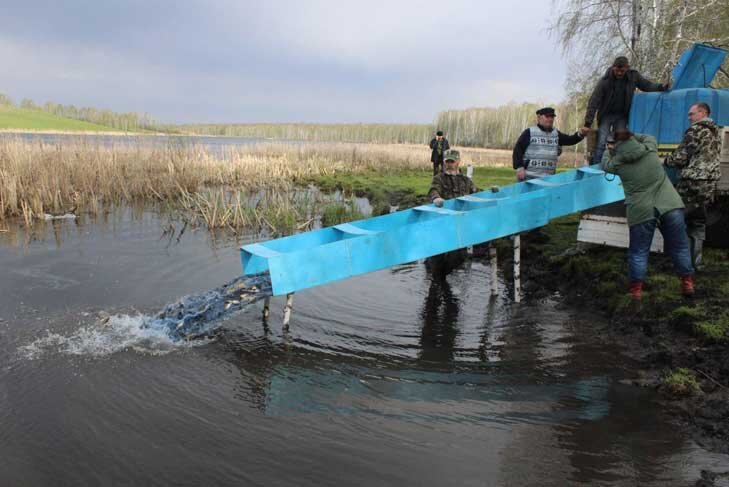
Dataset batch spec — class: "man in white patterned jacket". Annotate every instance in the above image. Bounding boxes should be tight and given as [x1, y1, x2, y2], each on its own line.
[512, 107, 585, 181]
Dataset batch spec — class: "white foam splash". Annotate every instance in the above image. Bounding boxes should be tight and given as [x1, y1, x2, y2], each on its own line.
[19, 314, 209, 360]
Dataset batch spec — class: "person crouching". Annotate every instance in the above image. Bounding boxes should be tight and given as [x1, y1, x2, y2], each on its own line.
[602, 129, 694, 299]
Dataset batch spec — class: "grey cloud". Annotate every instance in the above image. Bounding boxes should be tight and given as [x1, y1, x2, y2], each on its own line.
[1, 0, 567, 123]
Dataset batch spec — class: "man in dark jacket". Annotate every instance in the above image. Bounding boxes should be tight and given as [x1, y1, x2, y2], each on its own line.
[429, 130, 450, 175]
[513, 107, 584, 181]
[581, 56, 668, 164]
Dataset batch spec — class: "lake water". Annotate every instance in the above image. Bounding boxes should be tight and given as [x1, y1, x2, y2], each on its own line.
[1, 211, 728, 486]
[0, 132, 298, 158]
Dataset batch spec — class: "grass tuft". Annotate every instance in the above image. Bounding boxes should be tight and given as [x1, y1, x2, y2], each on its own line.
[320, 201, 365, 227]
[694, 316, 729, 342]
[662, 368, 701, 396]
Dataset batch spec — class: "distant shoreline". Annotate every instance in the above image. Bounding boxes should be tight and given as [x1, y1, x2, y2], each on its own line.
[0, 128, 271, 139]
[0, 128, 169, 136]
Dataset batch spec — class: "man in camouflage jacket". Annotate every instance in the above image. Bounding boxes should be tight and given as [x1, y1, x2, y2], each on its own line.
[425, 149, 479, 279]
[427, 149, 478, 205]
[665, 102, 722, 268]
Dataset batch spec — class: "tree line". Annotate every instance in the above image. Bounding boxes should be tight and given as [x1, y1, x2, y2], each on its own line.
[176, 123, 434, 144]
[433, 102, 582, 149]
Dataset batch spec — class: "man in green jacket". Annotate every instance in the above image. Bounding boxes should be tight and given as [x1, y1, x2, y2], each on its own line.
[602, 130, 694, 299]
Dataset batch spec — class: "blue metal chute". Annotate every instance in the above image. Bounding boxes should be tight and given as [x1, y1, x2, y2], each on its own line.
[241, 165, 625, 296]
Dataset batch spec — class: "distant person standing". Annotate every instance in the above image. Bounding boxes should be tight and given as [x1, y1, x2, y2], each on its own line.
[512, 107, 584, 181]
[664, 102, 722, 269]
[581, 56, 668, 165]
[429, 130, 450, 175]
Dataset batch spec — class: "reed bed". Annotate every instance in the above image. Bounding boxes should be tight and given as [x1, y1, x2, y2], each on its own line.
[0, 137, 512, 231]
[176, 186, 320, 235]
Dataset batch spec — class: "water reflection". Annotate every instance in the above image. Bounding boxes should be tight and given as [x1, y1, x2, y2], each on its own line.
[419, 278, 460, 365]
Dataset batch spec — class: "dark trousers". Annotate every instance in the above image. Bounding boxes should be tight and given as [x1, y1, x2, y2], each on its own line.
[684, 202, 707, 241]
[433, 160, 443, 175]
[627, 209, 693, 282]
[593, 114, 627, 165]
[425, 249, 467, 280]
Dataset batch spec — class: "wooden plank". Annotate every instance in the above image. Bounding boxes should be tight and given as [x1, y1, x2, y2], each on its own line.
[578, 218, 664, 252]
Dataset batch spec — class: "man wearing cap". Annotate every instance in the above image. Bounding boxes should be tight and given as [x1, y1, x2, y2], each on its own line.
[664, 102, 722, 269]
[581, 56, 668, 165]
[428, 149, 479, 205]
[512, 107, 584, 181]
[426, 149, 480, 278]
[429, 130, 451, 175]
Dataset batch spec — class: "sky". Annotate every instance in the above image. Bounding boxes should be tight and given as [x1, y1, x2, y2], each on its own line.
[1, 0, 568, 124]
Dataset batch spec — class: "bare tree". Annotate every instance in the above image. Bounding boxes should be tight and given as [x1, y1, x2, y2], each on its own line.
[0, 93, 14, 107]
[551, 0, 729, 89]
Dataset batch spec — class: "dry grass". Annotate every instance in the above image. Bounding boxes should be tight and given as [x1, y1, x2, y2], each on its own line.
[0, 138, 513, 226]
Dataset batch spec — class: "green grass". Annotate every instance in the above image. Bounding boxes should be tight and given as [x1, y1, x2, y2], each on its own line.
[694, 315, 729, 342]
[662, 368, 701, 396]
[0, 106, 116, 132]
[320, 201, 365, 227]
[310, 167, 517, 207]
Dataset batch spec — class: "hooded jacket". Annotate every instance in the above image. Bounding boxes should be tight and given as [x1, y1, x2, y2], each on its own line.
[584, 68, 666, 127]
[602, 134, 684, 226]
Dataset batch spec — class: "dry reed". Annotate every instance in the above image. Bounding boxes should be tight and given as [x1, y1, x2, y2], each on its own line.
[0, 137, 511, 229]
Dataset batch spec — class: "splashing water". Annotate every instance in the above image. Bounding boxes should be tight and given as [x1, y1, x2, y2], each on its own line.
[19, 274, 271, 359]
[147, 274, 271, 340]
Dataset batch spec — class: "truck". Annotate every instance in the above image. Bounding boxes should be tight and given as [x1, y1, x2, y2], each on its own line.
[578, 43, 729, 249]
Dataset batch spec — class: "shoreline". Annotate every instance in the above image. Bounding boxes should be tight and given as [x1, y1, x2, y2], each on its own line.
[0, 128, 171, 136]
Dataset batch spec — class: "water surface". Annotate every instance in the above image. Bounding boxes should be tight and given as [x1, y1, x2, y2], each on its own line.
[1, 131, 305, 158]
[1, 212, 727, 486]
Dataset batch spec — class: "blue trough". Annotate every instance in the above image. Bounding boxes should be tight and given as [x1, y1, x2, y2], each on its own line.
[241, 165, 625, 296]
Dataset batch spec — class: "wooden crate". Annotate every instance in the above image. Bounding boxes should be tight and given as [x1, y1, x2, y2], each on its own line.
[577, 214, 664, 252]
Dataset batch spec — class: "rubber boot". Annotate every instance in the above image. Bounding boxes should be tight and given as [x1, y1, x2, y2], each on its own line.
[629, 281, 643, 300]
[680, 276, 695, 296]
[691, 238, 704, 271]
